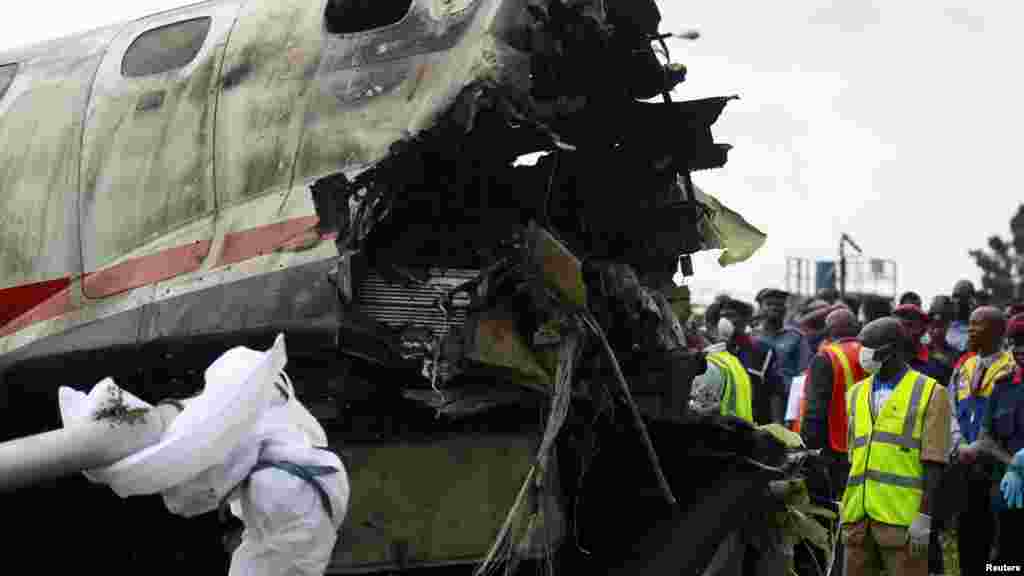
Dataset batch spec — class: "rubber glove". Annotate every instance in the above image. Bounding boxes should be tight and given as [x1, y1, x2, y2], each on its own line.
[1001, 468, 1024, 509]
[907, 513, 931, 557]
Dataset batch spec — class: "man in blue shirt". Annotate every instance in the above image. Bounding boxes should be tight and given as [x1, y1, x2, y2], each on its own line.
[754, 288, 809, 423]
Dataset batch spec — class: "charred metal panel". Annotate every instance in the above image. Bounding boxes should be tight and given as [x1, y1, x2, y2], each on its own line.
[79, 2, 241, 295]
[139, 256, 339, 341]
[214, 0, 325, 209]
[0, 29, 119, 291]
[296, 0, 529, 183]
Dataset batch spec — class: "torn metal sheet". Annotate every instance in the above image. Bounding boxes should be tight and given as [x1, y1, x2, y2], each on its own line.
[690, 182, 769, 267]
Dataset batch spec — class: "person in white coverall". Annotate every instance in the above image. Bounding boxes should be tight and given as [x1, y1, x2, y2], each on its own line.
[60, 336, 349, 576]
[159, 372, 349, 576]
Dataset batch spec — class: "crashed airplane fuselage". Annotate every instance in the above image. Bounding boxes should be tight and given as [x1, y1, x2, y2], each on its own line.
[0, 0, 762, 573]
[0, 0, 734, 372]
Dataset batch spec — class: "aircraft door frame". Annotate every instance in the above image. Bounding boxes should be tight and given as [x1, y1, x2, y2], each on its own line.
[79, 2, 241, 299]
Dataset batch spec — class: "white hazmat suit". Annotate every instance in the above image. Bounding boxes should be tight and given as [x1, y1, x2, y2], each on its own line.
[59, 335, 350, 576]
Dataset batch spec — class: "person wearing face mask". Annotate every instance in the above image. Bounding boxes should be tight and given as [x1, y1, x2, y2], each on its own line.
[690, 300, 755, 424]
[946, 280, 977, 358]
[892, 305, 950, 576]
[947, 306, 1013, 571]
[754, 288, 809, 424]
[893, 304, 954, 387]
[841, 317, 951, 576]
[718, 297, 777, 424]
[692, 301, 763, 576]
[979, 313, 1024, 562]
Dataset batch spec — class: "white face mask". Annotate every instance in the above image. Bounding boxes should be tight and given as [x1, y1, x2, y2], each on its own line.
[859, 345, 891, 374]
[921, 332, 931, 346]
[717, 317, 735, 342]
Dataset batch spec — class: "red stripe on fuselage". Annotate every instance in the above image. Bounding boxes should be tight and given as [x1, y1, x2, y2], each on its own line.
[216, 216, 320, 268]
[1, 216, 330, 337]
[82, 241, 213, 299]
[0, 281, 73, 338]
[0, 278, 73, 328]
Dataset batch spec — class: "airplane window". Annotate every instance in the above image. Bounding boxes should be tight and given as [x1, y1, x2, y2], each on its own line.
[325, 0, 413, 34]
[0, 64, 15, 101]
[122, 17, 212, 78]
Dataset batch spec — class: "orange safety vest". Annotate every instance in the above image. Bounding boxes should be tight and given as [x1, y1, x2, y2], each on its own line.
[791, 339, 864, 449]
[821, 339, 864, 452]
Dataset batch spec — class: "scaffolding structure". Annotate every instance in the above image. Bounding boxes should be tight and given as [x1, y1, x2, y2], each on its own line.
[785, 256, 898, 300]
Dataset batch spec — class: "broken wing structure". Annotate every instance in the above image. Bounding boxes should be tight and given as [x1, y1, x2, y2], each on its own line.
[0, 1, 808, 575]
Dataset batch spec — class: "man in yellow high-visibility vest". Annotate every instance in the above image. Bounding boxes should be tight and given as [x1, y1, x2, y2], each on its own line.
[841, 317, 951, 576]
[706, 345, 754, 424]
[690, 312, 755, 424]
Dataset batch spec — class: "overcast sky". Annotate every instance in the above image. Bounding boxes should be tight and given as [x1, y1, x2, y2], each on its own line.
[2, 1, 1019, 307]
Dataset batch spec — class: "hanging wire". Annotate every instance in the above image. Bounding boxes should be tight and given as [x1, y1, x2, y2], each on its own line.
[579, 310, 677, 507]
[430, 295, 450, 413]
[475, 329, 579, 576]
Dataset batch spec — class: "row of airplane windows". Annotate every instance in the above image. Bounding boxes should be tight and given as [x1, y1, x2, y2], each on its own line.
[0, 0, 419, 95]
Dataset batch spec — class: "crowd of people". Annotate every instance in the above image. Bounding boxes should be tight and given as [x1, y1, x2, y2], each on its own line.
[689, 279, 1024, 575]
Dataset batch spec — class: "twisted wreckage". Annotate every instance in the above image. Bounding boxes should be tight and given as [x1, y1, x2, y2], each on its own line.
[0, 0, 832, 574]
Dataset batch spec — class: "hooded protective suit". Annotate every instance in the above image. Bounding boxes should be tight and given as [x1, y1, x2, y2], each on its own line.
[59, 336, 349, 576]
[163, 372, 349, 576]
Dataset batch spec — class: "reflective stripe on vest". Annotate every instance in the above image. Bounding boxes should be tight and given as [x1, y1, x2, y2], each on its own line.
[841, 370, 934, 527]
[956, 352, 1015, 402]
[824, 340, 864, 453]
[707, 351, 754, 424]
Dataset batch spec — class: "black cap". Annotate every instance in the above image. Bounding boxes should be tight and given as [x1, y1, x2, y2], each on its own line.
[898, 291, 922, 307]
[756, 288, 790, 303]
[953, 279, 975, 298]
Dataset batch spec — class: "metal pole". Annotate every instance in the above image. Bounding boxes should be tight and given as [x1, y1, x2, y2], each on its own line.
[840, 240, 847, 300]
[0, 404, 178, 493]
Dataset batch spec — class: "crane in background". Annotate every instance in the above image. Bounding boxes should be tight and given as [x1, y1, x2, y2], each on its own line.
[839, 233, 863, 299]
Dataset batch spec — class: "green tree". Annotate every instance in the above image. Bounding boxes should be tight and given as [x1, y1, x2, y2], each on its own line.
[969, 204, 1024, 305]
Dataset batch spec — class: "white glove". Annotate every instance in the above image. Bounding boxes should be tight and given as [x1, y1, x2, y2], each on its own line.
[907, 513, 931, 557]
